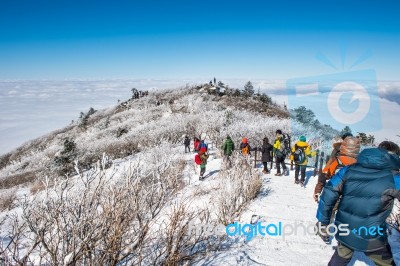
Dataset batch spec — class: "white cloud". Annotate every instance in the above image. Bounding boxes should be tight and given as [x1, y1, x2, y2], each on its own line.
[0, 79, 198, 154]
[0, 79, 398, 154]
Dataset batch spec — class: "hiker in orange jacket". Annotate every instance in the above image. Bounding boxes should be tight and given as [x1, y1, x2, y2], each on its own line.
[240, 138, 252, 156]
[313, 133, 360, 202]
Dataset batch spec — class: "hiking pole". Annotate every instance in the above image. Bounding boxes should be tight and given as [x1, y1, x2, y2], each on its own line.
[254, 149, 258, 168]
[314, 149, 320, 177]
[318, 151, 325, 175]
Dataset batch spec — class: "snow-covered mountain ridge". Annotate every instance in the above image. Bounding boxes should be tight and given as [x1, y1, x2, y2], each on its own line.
[0, 85, 374, 265]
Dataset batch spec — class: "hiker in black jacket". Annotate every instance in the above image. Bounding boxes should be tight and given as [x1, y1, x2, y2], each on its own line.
[260, 137, 273, 174]
[184, 135, 190, 153]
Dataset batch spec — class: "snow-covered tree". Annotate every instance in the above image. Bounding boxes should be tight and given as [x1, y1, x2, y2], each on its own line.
[243, 81, 254, 97]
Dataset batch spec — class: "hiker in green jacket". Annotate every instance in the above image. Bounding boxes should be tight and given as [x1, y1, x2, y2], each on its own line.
[222, 135, 235, 168]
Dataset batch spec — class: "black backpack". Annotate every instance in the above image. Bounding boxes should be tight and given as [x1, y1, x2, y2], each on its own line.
[279, 134, 291, 156]
[293, 144, 307, 164]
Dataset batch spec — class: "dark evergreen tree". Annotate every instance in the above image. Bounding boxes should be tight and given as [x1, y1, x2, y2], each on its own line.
[243, 81, 254, 97]
[340, 126, 352, 136]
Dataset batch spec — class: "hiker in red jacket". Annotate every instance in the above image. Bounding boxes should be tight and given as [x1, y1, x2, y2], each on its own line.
[195, 147, 209, 180]
[193, 137, 200, 152]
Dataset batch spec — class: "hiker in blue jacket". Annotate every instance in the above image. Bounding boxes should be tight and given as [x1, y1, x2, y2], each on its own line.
[316, 141, 400, 266]
[387, 159, 400, 266]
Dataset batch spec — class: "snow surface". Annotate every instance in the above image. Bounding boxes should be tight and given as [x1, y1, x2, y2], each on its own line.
[0, 139, 383, 265]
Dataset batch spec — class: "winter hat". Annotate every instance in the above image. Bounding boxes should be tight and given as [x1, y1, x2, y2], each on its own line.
[242, 137, 248, 143]
[200, 147, 207, 153]
[276, 129, 282, 135]
[299, 136, 306, 142]
[341, 136, 361, 157]
[341, 132, 353, 140]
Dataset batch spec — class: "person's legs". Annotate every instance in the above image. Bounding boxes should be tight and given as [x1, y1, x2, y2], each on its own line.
[300, 165, 307, 183]
[387, 225, 400, 265]
[328, 242, 354, 266]
[294, 164, 300, 182]
[200, 165, 206, 179]
[262, 162, 269, 173]
[275, 157, 281, 174]
[366, 244, 395, 266]
[281, 157, 287, 172]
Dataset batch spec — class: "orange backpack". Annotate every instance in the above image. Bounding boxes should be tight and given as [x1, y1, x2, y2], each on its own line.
[323, 137, 360, 177]
[242, 145, 249, 155]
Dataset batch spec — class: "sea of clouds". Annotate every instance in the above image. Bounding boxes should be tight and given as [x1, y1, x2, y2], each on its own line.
[0, 79, 399, 154]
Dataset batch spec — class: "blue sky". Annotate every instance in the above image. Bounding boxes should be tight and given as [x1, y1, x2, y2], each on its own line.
[0, 0, 399, 80]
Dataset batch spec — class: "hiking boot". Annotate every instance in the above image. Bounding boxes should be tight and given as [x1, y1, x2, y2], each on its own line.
[300, 181, 305, 187]
[262, 170, 267, 174]
[199, 176, 203, 181]
[275, 173, 282, 176]
[284, 169, 290, 176]
[295, 180, 300, 184]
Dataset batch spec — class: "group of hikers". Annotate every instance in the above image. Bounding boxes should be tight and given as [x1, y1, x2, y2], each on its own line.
[185, 129, 318, 186]
[131, 88, 149, 100]
[185, 131, 400, 265]
[316, 137, 400, 266]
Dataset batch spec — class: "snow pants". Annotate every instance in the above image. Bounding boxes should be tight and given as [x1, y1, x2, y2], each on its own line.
[200, 164, 206, 177]
[275, 156, 287, 174]
[328, 242, 394, 266]
[185, 145, 190, 153]
[262, 162, 270, 173]
[387, 225, 400, 266]
[294, 164, 307, 182]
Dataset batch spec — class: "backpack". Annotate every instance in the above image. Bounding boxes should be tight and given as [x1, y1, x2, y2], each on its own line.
[199, 142, 208, 151]
[195, 154, 202, 165]
[279, 134, 291, 156]
[323, 138, 359, 177]
[242, 145, 249, 155]
[194, 140, 200, 151]
[293, 144, 306, 164]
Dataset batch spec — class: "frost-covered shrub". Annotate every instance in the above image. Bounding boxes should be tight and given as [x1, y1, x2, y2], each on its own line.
[0, 188, 16, 211]
[0, 148, 214, 265]
[0, 153, 11, 171]
[215, 154, 262, 225]
[0, 170, 38, 190]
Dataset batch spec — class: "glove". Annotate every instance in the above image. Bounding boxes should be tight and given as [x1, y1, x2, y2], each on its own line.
[315, 222, 330, 243]
[313, 193, 321, 203]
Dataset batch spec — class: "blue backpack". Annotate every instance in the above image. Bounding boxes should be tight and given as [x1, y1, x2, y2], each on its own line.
[199, 142, 208, 151]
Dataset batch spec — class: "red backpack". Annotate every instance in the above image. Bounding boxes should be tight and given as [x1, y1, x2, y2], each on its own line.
[195, 154, 202, 165]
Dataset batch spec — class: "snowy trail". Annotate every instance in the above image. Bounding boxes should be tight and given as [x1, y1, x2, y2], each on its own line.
[189, 148, 375, 266]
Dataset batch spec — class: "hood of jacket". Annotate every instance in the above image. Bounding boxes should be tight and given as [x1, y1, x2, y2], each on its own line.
[295, 141, 308, 147]
[357, 148, 400, 170]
